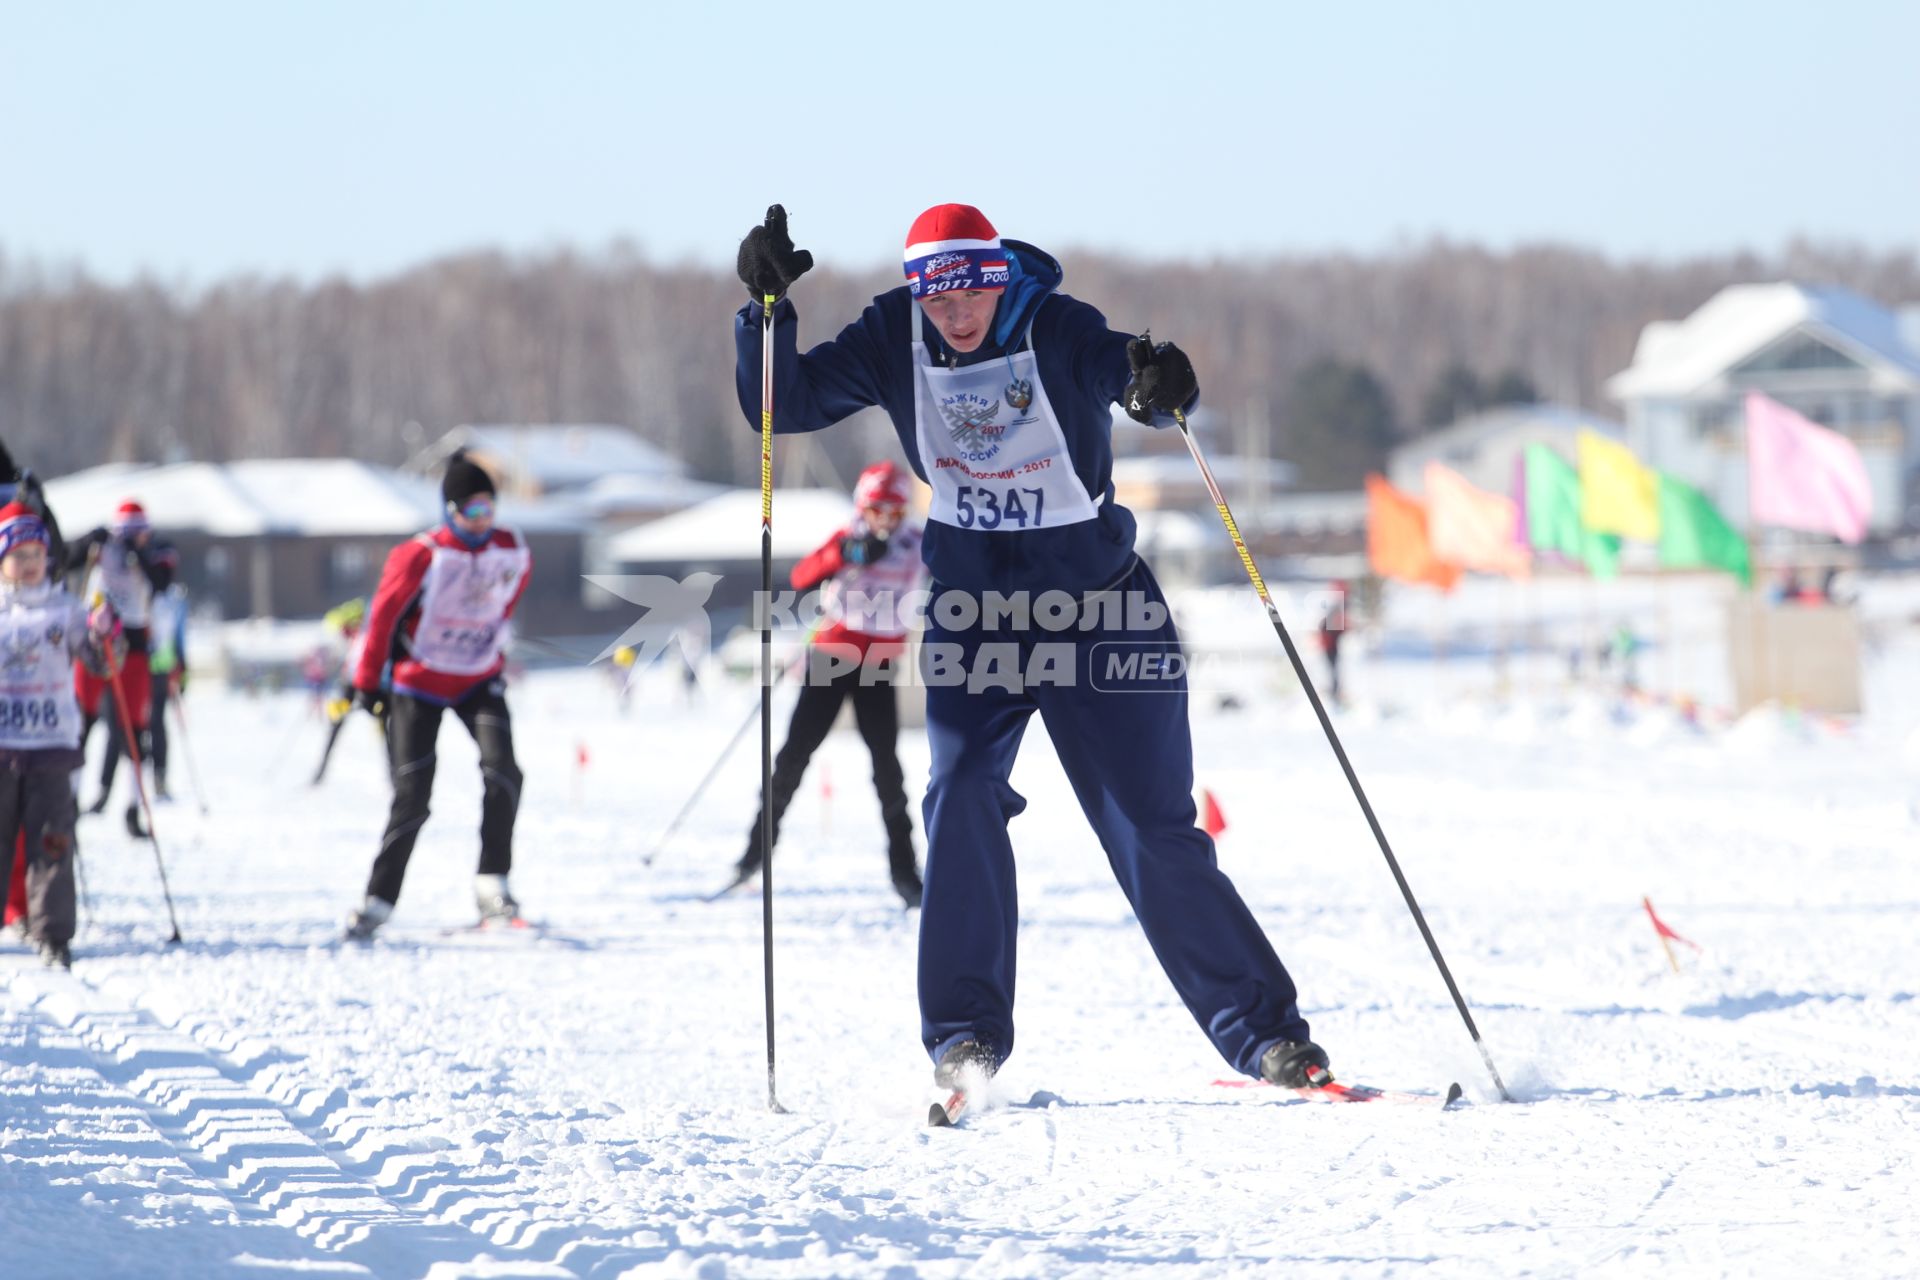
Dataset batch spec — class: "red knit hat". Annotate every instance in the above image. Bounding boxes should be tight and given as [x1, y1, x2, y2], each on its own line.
[853, 461, 910, 511]
[903, 204, 1009, 299]
[113, 500, 150, 536]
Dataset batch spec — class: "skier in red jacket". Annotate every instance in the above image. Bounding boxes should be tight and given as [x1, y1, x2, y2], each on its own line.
[724, 460, 927, 906]
[343, 452, 532, 939]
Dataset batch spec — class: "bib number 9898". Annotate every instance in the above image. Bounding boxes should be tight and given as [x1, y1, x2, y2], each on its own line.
[953, 485, 1046, 530]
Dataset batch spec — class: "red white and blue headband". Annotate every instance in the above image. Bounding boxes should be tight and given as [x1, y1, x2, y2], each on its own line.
[0, 505, 48, 557]
[903, 203, 1010, 299]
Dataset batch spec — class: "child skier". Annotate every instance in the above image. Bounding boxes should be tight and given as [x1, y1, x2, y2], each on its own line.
[343, 452, 532, 939]
[0, 502, 123, 968]
[731, 203, 1330, 1093]
[70, 500, 173, 836]
[724, 459, 928, 907]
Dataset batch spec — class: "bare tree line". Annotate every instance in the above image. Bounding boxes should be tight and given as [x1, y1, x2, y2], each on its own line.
[3, 238, 1916, 487]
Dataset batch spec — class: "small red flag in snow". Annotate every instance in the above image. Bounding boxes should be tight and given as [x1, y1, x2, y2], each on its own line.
[1642, 895, 1700, 972]
[576, 742, 590, 769]
[821, 761, 833, 800]
[1201, 789, 1228, 839]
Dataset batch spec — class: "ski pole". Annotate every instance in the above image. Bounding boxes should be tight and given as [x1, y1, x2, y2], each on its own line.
[105, 641, 183, 944]
[758, 287, 786, 1114]
[310, 694, 351, 786]
[169, 682, 210, 815]
[1170, 399, 1511, 1103]
[73, 843, 94, 932]
[643, 653, 800, 867]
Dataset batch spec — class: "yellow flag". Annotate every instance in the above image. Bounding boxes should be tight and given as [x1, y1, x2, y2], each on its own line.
[1578, 432, 1660, 542]
[1424, 462, 1531, 579]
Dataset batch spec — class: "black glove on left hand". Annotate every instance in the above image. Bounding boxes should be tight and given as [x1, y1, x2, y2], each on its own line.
[1122, 335, 1198, 425]
[736, 204, 815, 302]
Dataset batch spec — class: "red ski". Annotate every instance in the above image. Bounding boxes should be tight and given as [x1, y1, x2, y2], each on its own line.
[1213, 1078, 1464, 1108]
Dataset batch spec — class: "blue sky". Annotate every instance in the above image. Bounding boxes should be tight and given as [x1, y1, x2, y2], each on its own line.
[6, 0, 1916, 284]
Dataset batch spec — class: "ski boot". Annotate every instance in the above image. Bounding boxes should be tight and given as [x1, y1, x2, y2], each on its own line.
[934, 1039, 1000, 1090]
[343, 896, 394, 942]
[84, 794, 108, 817]
[38, 938, 72, 970]
[124, 804, 148, 839]
[1259, 1039, 1333, 1089]
[475, 874, 521, 926]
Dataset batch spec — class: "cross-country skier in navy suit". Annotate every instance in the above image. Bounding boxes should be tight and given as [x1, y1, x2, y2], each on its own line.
[731, 203, 1331, 1092]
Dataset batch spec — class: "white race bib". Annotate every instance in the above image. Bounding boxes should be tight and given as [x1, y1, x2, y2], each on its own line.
[88, 542, 152, 629]
[409, 541, 530, 675]
[910, 317, 1100, 532]
[0, 592, 85, 750]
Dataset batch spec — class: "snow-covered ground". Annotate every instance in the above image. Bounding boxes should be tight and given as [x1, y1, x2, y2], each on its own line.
[4, 582, 1919, 1278]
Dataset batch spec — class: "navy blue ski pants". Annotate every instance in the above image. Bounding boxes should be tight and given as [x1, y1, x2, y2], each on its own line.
[916, 558, 1310, 1078]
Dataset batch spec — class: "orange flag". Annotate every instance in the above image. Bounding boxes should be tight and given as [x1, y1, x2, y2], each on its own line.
[1425, 462, 1531, 579]
[1200, 789, 1228, 838]
[1367, 474, 1461, 591]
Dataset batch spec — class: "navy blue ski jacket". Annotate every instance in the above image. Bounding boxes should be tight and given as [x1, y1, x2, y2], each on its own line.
[733, 240, 1195, 596]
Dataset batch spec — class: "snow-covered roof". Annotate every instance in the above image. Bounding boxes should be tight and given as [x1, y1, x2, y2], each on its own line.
[1132, 508, 1228, 553]
[419, 424, 687, 490]
[578, 469, 729, 516]
[606, 488, 855, 563]
[46, 461, 422, 537]
[1111, 454, 1297, 490]
[1606, 283, 1920, 400]
[1249, 491, 1370, 535]
[1385, 403, 1625, 497]
[44, 459, 589, 537]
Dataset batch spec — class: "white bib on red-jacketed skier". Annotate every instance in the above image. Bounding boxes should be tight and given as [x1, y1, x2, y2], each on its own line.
[408, 538, 532, 676]
[821, 525, 923, 638]
[86, 539, 152, 629]
[0, 582, 88, 751]
[909, 316, 1100, 534]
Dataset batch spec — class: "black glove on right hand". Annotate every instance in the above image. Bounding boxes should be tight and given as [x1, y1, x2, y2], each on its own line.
[841, 532, 889, 567]
[1122, 334, 1199, 425]
[736, 204, 814, 302]
[351, 687, 387, 719]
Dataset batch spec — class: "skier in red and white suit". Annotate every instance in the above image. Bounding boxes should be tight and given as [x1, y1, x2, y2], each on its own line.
[728, 460, 928, 906]
[343, 451, 531, 939]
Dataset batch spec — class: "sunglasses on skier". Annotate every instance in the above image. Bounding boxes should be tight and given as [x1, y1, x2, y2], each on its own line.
[449, 496, 496, 522]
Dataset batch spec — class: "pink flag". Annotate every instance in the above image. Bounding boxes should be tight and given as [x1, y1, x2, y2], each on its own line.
[1746, 393, 1871, 544]
[1424, 462, 1531, 579]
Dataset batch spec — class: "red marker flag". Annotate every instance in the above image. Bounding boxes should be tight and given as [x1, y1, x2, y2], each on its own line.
[1201, 789, 1228, 839]
[1642, 895, 1700, 972]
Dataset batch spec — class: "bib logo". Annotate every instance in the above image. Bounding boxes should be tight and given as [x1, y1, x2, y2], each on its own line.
[939, 393, 1012, 461]
[1, 629, 36, 673]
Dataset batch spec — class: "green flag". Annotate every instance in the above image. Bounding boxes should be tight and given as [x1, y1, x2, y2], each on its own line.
[1521, 444, 1620, 578]
[1657, 473, 1751, 585]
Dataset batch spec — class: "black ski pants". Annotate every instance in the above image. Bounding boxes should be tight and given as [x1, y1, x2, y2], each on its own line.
[0, 767, 78, 943]
[100, 669, 169, 795]
[366, 680, 521, 906]
[741, 650, 914, 874]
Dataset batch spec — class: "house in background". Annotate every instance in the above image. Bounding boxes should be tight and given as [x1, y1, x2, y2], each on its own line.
[1606, 284, 1920, 533]
[45, 460, 595, 634]
[1386, 403, 1626, 496]
[408, 423, 694, 508]
[603, 488, 855, 624]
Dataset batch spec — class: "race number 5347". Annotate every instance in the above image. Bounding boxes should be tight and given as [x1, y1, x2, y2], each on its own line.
[953, 485, 1046, 530]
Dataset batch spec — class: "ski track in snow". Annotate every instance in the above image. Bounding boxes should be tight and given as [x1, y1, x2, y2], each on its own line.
[4, 621, 1920, 1278]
